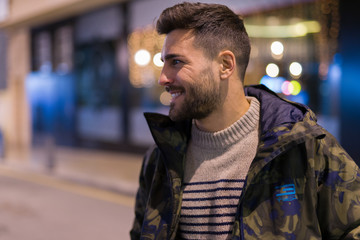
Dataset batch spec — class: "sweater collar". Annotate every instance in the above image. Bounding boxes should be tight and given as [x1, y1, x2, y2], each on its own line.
[190, 97, 260, 149]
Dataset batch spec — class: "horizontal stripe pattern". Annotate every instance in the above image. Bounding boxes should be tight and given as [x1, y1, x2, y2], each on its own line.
[179, 179, 244, 240]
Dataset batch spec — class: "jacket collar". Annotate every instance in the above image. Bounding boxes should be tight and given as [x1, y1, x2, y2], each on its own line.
[144, 112, 191, 180]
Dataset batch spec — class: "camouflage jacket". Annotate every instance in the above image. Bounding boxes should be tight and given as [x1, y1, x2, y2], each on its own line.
[130, 85, 360, 240]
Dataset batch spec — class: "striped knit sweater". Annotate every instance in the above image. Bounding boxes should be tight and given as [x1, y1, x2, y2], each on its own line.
[179, 97, 260, 240]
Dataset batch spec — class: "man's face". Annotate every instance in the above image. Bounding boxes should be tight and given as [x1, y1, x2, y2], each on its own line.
[159, 29, 221, 122]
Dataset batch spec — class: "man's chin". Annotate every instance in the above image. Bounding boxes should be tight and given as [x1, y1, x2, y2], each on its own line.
[168, 108, 188, 122]
[168, 112, 181, 122]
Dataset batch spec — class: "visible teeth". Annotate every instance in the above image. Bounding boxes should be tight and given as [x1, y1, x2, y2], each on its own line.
[171, 92, 181, 98]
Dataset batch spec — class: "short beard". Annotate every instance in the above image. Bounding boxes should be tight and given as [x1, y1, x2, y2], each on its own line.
[168, 68, 221, 122]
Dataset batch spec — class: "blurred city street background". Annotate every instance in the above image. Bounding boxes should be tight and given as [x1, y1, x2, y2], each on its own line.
[0, 0, 360, 239]
[0, 146, 142, 240]
[0, 169, 135, 240]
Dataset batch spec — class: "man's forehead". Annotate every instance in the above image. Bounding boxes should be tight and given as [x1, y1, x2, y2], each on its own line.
[161, 29, 195, 55]
[165, 29, 194, 44]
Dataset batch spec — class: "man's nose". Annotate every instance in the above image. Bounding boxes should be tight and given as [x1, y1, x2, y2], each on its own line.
[158, 69, 173, 86]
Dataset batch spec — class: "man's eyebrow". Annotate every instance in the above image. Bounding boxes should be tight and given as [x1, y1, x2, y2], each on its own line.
[161, 54, 183, 62]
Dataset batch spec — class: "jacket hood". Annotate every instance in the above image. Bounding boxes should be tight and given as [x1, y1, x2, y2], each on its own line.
[245, 84, 315, 136]
[245, 85, 323, 148]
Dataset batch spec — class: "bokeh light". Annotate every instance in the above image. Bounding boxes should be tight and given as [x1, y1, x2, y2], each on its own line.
[281, 80, 302, 95]
[289, 62, 302, 77]
[290, 80, 301, 95]
[281, 81, 294, 95]
[271, 41, 284, 55]
[266, 63, 280, 77]
[294, 23, 307, 36]
[159, 91, 171, 106]
[260, 75, 285, 93]
[134, 49, 151, 66]
[153, 52, 164, 67]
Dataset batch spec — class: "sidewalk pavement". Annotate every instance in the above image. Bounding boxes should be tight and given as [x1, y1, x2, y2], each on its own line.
[0, 146, 144, 197]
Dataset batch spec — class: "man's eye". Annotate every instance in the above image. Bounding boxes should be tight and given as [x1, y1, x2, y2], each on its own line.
[172, 59, 181, 65]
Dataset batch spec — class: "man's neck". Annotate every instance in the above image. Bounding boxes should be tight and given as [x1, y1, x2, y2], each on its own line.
[194, 95, 250, 132]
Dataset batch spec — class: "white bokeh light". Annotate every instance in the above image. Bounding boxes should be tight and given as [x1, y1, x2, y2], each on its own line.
[271, 41, 284, 56]
[134, 49, 151, 66]
[289, 62, 303, 77]
[266, 63, 280, 77]
[153, 52, 164, 67]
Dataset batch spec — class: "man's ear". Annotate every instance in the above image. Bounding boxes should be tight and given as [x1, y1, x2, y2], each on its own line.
[218, 50, 236, 80]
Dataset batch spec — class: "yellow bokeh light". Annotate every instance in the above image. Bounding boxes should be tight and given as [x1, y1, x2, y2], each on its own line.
[160, 91, 171, 106]
[290, 80, 301, 95]
[128, 28, 165, 88]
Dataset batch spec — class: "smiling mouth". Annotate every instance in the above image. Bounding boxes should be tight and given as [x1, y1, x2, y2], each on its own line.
[169, 91, 184, 103]
[171, 92, 182, 98]
[166, 86, 185, 102]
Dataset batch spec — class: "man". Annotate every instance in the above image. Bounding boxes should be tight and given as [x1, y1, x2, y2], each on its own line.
[130, 2, 360, 239]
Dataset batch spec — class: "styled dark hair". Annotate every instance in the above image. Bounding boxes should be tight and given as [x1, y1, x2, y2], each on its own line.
[156, 2, 251, 81]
